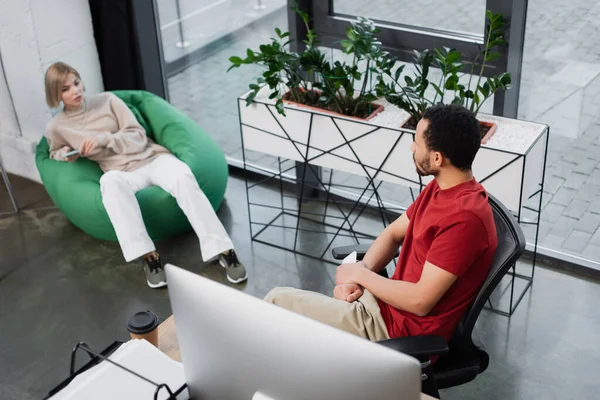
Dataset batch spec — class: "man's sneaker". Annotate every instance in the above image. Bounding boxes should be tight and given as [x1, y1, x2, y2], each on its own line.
[143, 254, 167, 288]
[218, 250, 248, 284]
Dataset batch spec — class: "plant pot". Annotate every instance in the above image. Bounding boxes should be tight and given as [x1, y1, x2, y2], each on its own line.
[240, 91, 416, 185]
[240, 89, 549, 213]
[479, 121, 497, 144]
[282, 89, 385, 121]
[400, 116, 417, 130]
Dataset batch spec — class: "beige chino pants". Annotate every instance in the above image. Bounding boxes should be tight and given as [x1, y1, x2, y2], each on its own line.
[264, 287, 390, 341]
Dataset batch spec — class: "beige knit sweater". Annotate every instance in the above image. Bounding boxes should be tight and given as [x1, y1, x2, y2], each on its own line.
[45, 92, 170, 172]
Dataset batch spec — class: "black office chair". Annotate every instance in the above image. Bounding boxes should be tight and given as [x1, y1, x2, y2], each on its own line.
[332, 193, 526, 398]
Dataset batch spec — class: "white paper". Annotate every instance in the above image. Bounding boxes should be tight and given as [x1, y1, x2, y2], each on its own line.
[50, 339, 186, 400]
[253, 391, 278, 400]
[342, 251, 357, 264]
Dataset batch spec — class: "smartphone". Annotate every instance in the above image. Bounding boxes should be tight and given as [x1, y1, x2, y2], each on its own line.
[64, 149, 80, 158]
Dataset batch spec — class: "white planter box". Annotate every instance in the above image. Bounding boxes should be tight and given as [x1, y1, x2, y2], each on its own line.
[239, 89, 548, 213]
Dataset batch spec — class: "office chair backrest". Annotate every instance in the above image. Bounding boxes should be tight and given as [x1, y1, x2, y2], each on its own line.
[453, 193, 526, 345]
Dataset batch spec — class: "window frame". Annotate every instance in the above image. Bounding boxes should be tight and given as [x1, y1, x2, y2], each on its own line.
[291, 0, 528, 118]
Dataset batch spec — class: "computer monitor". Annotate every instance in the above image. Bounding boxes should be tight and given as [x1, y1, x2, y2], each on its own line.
[165, 264, 421, 400]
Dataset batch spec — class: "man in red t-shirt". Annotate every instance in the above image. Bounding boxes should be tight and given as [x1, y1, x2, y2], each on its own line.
[264, 104, 498, 344]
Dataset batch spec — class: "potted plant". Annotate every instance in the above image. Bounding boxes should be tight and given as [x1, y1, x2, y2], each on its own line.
[228, 7, 390, 120]
[376, 46, 467, 129]
[228, 8, 413, 186]
[229, 7, 548, 218]
[450, 11, 512, 143]
[378, 11, 511, 143]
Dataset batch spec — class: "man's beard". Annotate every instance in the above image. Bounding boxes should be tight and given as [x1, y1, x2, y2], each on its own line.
[414, 154, 432, 177]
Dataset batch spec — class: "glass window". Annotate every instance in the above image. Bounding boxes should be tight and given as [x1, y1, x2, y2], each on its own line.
[154, 0, 600, 268]
[157, 0, 288, 165]
[517, 0, 600, 266]
[333, 0, 487, 36]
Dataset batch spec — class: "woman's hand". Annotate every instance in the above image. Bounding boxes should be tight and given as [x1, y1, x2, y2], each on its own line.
[61, 146, 79, 163]
[79, 138, 99, 157]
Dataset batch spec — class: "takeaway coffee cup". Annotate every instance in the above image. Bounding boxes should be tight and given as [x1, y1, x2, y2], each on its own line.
[126, 310, 160, 347]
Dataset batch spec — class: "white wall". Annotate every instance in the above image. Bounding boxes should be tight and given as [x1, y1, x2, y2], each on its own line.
[0, 0, 103, 182]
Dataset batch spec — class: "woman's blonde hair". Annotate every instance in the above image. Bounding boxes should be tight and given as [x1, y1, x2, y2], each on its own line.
[44, 62, 82, 108]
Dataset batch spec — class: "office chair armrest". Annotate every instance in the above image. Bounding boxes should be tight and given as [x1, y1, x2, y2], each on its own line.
[377, 335, 449, 359]
[331, 244, 400, 261]
[331, 244, 372, 260]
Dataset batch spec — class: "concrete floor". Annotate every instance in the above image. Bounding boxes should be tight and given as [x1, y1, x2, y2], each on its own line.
[1, 172, 599, 399]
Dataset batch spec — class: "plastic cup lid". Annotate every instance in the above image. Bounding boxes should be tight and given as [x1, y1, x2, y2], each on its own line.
[126, 310, 159, 335]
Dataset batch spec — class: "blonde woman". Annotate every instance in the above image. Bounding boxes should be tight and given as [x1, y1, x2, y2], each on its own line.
[44, 62, 247, 288]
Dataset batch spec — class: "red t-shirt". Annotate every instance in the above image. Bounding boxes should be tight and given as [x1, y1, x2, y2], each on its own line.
[378, 179, 498, 342]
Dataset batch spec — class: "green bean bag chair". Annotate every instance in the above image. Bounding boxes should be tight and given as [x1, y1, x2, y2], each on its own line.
[35, 90, 228, 242]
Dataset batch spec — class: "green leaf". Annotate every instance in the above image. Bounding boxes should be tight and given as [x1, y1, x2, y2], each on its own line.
[489, 29, 504, 39]
[345, 82, 354, 96]
[259, 44, 270, 54]
[449, 65, 465, 78]
[394, 67, 403, 81]
[245, 91, 257, 105]
[500, 73, 512, 86]
[413, 49, 421, 61]
[346, 28, 359, 41]
[294, 5, 310, 24]
[445, 75, 459, 90]
[480, 82, 490, 97]
[229, 56, 243, 65]
[340, 40, 354, 54]
[363, 93, 377, 103]
[266, 77, 279, 88]
[431, 82, 444, 97]
[489, 39, 506, 47]
[405, 76, 414, 86]
[485, 52, 501, 62]
[421, 54, 433, 76]
[473, 93, 480, 105]
[269, 91, 278, 99]
[446, 50, 461, 64]
[275, 99, 286, 116]
[450, 63, 465, 74]
[434, 48, 446, 61]
[275, 27, 282, 37]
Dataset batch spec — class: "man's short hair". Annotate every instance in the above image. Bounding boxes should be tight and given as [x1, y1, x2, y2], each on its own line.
[422, 105, 481, 171]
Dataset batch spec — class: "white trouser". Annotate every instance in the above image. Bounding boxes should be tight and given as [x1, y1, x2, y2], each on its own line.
[99, 154, 234, 262]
